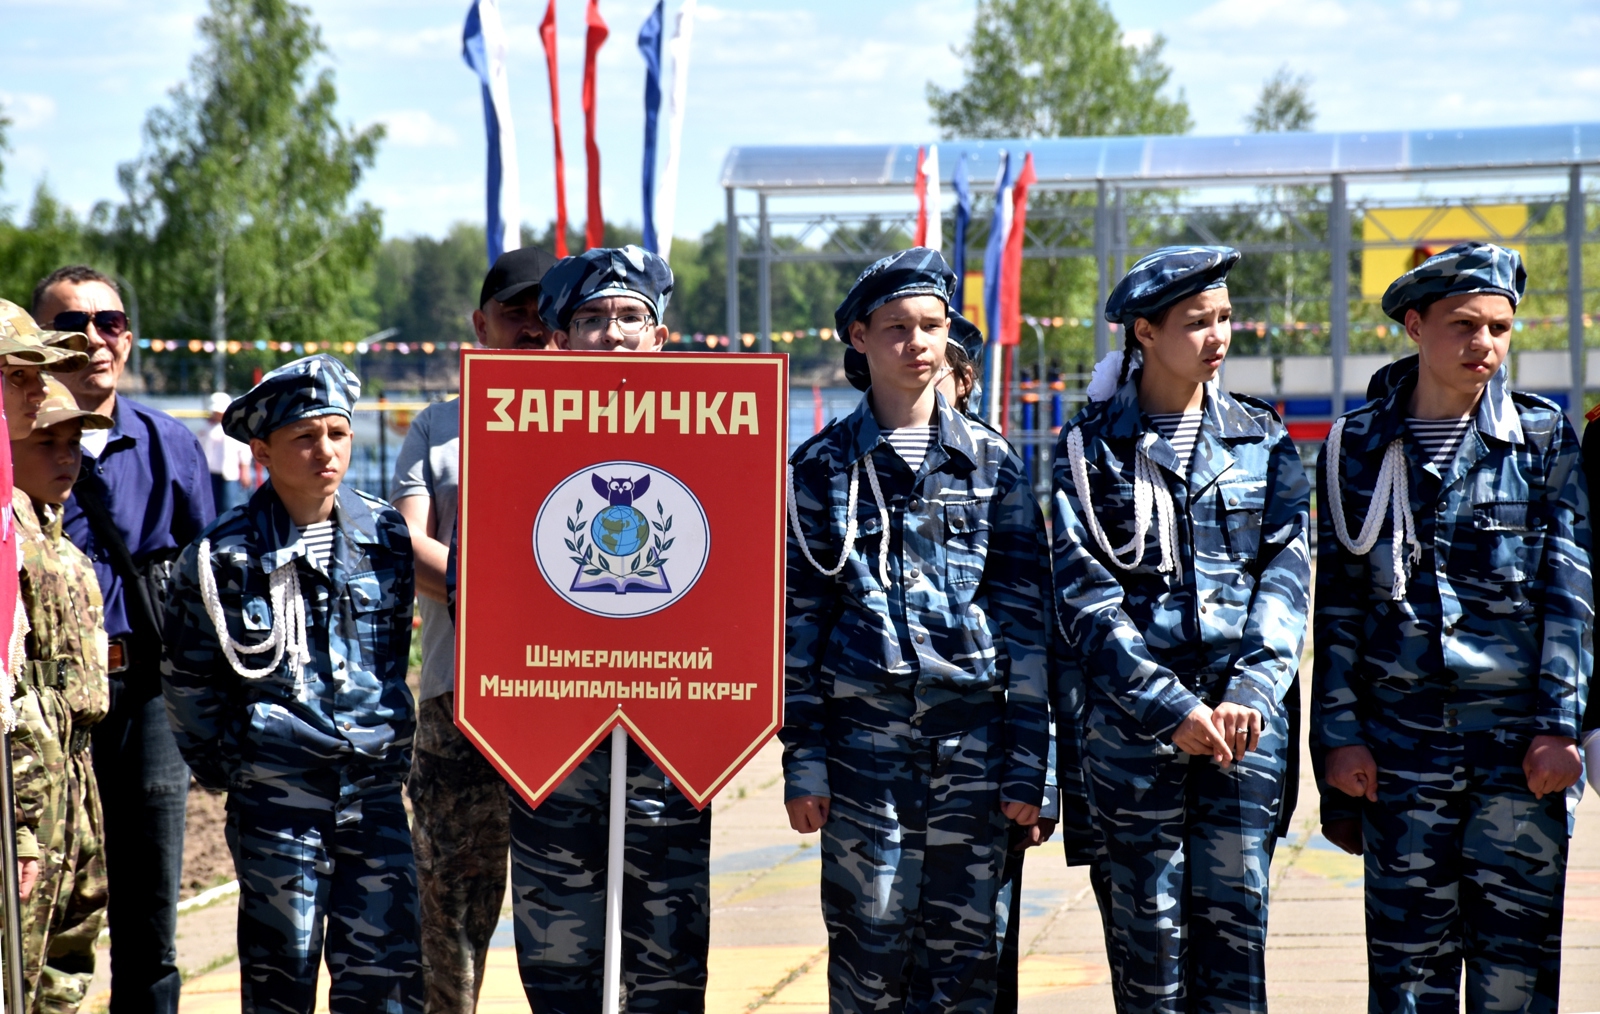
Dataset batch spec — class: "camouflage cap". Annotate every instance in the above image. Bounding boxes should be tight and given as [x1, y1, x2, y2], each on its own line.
[31, 375, 111, 433]
[1380, 241, 1526, 323]
[833, 247, 959, 337]
[1104, 246, 1240, 326]
[537, 245, 674, 332]
[222, 354, 360, 443]
[0, 300, 91, 371]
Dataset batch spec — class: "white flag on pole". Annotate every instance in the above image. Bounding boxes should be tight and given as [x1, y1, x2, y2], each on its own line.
[655, 0, 698, 263]
[924, 145, 941, 254]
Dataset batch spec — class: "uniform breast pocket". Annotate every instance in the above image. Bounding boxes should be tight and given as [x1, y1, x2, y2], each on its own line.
[344, 573, 388, 670]
[1472, 500, 1547, 585]
[1217, 484, 1267, 563]
[943, 499, 992, 589]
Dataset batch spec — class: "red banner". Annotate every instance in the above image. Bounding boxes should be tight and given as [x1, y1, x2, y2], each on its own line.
[456, 350, 789, 809]
[538, 0, 570, 258]
[582, 0, 609, 251]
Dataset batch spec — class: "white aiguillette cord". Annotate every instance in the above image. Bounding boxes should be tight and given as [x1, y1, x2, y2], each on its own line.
[1063, 426, 1177, 574]
[196, 539, 310, 681]
[1324, 417, 1420, 600]
[786, 453, 892, 589]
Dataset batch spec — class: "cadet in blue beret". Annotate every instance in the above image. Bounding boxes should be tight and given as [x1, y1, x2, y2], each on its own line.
[1052, 245, 1311, 1012]
[540, 244, 672, 352]
[784, 247, 1053, 1010]
[161, 354, 423, 1013]
[1314, 241, 1590, 1012]
[512, 245, 714, 1013]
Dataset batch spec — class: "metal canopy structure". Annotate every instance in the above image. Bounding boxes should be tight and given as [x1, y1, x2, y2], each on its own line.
[721, 122, 1600, 428]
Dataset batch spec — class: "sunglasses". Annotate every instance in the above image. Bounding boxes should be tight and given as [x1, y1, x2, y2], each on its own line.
[51, 310, 129, 338]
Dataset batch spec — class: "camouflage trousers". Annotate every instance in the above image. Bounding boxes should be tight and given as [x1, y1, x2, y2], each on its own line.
[226, 786, 423, 1014]
[508, 737, 710, 1014]
[819, 720, 1008, 1013]
[409, 694, 509, 1014]
[1362, 726, 1568, 1014]
[13, 689, 106, 1014]
[1083, 695, 1288, 1014]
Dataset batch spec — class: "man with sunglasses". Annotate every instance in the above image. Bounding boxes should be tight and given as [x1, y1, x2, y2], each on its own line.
[391, 244, 557, 1013]
[31, 265, 214, 1014]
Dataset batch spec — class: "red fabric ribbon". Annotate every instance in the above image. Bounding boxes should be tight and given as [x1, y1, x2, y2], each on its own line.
[539, 0, 569, 257]
[913, 146, 928, 247]
[998, 152, 1036, 347]
[582, 0, 609, 251]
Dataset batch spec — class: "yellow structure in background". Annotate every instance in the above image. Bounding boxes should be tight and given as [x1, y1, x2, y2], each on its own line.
[1360, 205, 1528, 300]
[963, 271, 986, 332]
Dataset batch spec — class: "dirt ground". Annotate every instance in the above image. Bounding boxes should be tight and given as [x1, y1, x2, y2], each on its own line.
[181, 783, 233, 900]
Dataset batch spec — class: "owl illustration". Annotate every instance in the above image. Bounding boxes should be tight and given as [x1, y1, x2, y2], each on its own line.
[592, 473, 651, 507]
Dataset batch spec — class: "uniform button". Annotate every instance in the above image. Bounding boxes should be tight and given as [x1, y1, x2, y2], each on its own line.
[907, 568, 920, 580]
[915, 633, 926, 644]
[917, 686, 928, 696]
[1199, 605, 1209, 614]
[1447, 708, 1458, 717]
[1443, 624, 1454, 635]
[1229, 497, 1239, 506]
[342, 722, 353, 731]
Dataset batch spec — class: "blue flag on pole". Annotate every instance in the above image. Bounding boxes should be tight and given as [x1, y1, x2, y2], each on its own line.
[463, 0, 522, 267]
[981, 151, 1014, 423]
[951, 154, 972, 312]
[638, 1, 665, 254]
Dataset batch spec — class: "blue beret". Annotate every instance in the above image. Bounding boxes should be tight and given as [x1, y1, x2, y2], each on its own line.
[1380, 242, 1525, 322]
[223, 354, 360, 443]
[1104, 246, 1240, 326]
[537, 245, 674, 331]
[834, 247, 957, 337]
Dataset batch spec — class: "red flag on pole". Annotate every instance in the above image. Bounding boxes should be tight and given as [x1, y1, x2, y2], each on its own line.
[582, 0, 610, 251]
[998, 152, 1036, 348]
[538, 0, 570, 257]
[912, 146, 928, 248]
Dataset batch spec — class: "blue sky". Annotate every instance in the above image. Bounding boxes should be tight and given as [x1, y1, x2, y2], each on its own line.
[3, 0, 1599, 244]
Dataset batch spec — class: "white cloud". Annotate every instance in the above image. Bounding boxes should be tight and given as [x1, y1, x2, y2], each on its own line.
[373, 109, 459, 148]
[332, 24, 457, 58]
[0, 93, 58, 130]
[1122, 28, 1154, 49]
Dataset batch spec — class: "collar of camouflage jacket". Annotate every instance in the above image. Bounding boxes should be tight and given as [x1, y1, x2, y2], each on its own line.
[839, 389, 977, 474]
[1360, 359, 1524, 458]
[246, 482, 383, 575]
[1094, 370, 1268, 487]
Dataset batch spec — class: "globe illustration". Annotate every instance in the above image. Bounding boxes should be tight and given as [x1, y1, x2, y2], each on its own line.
[591, 505, 650, 558]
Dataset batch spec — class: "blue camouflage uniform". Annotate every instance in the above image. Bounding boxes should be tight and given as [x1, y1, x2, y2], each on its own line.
[784, 248, 1051, 1012]
[1052, 246, 1311, 1014]
[1312, 243, 1592, 1014]
[160, 356, 421, 1014]
[495, 246, 710, 1014]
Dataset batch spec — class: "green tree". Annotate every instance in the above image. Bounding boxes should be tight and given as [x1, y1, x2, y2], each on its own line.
[109, 0, 383, 391]
[928, 0, 1191, 140]
[1246, 67, 1316, 134]
[925, 0, 1192, 372]
[0, 185, 100, 310]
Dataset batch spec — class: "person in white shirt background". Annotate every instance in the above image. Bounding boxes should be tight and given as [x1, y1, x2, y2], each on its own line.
[202, 390, 254, 513]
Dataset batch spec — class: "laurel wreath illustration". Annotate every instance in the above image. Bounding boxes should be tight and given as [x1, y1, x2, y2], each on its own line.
[565, 499, 675, 579]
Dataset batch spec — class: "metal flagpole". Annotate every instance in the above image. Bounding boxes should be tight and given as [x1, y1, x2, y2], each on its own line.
[601, 724, 627, 1014]
[0, 728, 24, 1013]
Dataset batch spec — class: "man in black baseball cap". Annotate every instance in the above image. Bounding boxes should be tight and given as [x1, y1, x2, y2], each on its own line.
[392, 242, 555, 1010]
[472, 245, 560, 350]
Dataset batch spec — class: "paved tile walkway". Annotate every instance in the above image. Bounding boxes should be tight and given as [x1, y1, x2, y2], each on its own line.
[162, 681, 1600, 1012]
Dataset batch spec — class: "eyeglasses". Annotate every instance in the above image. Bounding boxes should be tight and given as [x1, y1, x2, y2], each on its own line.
[569, 313, 655, 338]
[51, 310, 128, 338]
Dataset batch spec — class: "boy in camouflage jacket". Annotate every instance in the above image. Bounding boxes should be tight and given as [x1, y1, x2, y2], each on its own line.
[1313, 243, 1591, 1013]
[783, 248, 1051, 1012]
[160, 356, 420, 1014]
[2, 302, 107, 1014]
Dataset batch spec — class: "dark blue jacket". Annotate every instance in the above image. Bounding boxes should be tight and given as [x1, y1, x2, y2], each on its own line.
[64, 395, 215, 644]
